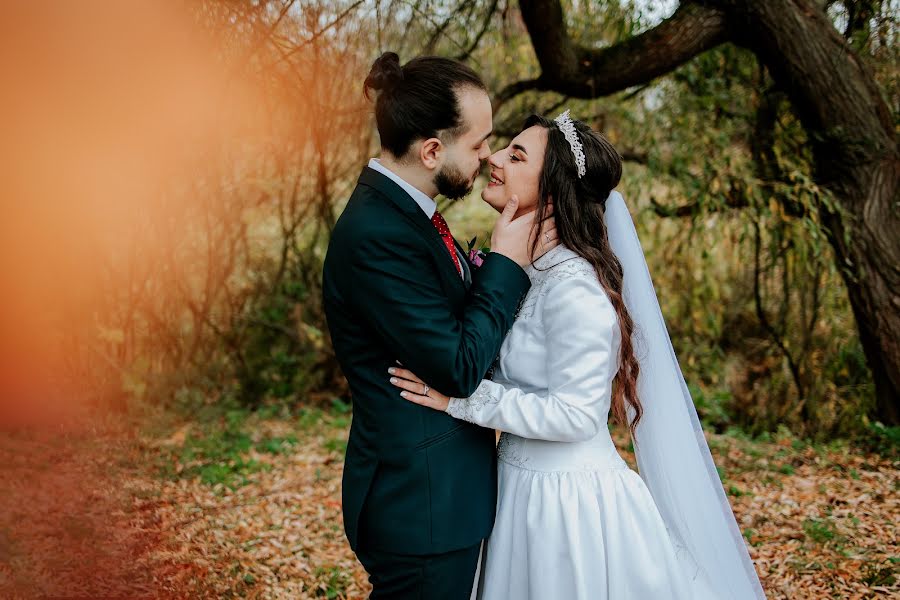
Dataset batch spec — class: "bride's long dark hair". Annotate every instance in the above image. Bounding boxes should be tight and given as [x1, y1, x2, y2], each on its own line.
[526, 114, 643, 434]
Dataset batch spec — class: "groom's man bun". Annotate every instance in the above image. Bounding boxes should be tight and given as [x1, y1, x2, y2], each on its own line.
[364, 52, 404, 94]
[363, 51, 486, 160]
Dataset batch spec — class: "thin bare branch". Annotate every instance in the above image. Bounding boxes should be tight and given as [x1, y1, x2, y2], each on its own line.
[276, 0, 366, 63]
[454, 0, 500, 61]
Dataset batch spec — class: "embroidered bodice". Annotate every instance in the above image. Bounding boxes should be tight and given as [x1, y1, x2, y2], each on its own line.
[447, 245, 627, 472]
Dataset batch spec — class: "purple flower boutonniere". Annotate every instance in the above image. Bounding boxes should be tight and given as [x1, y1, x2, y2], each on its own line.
[466, 236, 489, 270]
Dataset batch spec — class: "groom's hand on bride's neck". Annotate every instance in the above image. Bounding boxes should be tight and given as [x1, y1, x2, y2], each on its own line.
[491, 195, 558, 268]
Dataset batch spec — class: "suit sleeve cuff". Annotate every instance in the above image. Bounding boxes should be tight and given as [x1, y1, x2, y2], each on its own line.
[477, 252, 531, 292]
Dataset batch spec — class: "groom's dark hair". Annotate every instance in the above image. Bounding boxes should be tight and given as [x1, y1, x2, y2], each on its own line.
[364, 52, 486, 159]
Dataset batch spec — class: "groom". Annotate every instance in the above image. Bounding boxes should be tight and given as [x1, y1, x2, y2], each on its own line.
[322, 53, 550, 598]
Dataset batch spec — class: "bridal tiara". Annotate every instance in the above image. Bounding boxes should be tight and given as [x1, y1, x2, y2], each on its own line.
[554, 110, 586, 178]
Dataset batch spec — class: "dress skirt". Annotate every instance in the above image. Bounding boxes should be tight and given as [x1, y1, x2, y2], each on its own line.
[475, 433, 717, 600]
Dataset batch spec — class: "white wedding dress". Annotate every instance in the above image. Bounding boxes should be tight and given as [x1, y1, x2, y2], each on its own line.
[446, 245, 717, 600]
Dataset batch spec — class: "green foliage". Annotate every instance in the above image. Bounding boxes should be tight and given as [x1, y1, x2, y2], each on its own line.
[231, 274, 333, 408]
[175, 415, 267, 490]
[803, 517, 841, 545]
[742, 528, 758, 546]
[297, 407, 329, 431]
[313, 566, 351, 599]
[863, 564, 897, 587]
[162, 408, 304, 490]
[323, 437, 348, 454]
[778, 464, 796, 476]
[154, 398, 356, 491]
[688, 382, 733, 431]
[256, 435, 299, 455]
[728, 484, 745, 497]
[856, 422, 900, 459]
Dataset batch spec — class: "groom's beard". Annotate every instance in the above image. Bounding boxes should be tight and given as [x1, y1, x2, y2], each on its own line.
[434, 162, 476, 200]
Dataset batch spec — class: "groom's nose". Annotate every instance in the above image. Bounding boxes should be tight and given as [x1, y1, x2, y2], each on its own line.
[478, 141, 491, 161]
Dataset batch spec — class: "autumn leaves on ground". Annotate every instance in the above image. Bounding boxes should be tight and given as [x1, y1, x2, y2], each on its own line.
[0, 404, 896, 600]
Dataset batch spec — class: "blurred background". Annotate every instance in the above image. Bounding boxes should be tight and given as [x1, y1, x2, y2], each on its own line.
[0, 1, 896, 598]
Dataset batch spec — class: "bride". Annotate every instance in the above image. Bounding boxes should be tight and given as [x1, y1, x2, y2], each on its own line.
[387, 111, 766, 599]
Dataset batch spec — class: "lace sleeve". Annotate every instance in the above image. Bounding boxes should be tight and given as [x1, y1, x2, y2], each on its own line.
[446, 381, 501, 423]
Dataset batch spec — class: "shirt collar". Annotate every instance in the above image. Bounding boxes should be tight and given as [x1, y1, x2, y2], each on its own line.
[368, 158, 437, 219]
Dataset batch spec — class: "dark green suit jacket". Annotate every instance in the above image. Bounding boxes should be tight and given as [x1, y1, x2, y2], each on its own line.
[322, 166, 531, 555]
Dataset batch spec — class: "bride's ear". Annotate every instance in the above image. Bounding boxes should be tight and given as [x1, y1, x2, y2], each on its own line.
[419, 137, 443, 170]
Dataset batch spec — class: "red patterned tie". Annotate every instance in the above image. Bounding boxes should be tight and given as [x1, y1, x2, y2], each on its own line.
[431, 210, 463, 276]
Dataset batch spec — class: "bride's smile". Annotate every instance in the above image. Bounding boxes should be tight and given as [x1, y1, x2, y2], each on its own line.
[481, 125, 547, 217]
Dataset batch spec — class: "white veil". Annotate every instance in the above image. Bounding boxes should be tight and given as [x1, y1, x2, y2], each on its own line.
[604, 191, 766, 599]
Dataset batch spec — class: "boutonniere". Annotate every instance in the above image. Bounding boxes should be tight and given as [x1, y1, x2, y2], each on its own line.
[466, 236, 489, 269]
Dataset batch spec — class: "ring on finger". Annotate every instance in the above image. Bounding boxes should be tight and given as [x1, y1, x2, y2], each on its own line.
[423, 384, 430, 396]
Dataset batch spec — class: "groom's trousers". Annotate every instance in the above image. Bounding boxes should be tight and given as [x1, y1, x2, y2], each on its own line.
[356, 541, 481, 600]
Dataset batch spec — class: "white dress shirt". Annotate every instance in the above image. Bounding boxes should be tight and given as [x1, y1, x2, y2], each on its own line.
[368, 158, 437, 218]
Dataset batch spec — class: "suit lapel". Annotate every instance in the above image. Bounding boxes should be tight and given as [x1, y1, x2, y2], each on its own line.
[358, 167, 466, 289]
[454, 238, 472, 288]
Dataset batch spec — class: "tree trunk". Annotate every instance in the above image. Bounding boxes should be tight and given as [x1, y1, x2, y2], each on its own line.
[716, 0, 900, 423]
[512, 0, 900, 423]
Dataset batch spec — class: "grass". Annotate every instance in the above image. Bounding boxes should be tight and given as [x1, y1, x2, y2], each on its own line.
[803, 517, 840, 545]
[256, 435, 299, 454]
[155, 402, 345, 491]
[313, 566, 352, 599]
[174, 423, 265, 490]
[150, 394, 355, 492]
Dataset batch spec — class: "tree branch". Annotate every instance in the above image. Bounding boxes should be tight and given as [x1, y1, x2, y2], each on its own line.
[496, 0, 727, 107]
[650, 196, 731, 218]
[493, 78, 541, 109]
[649, 177, 810, 219]
[424, 0, 475, 54]
[454, 0, 500, 61]
[619, 148, 648, 164]
[275, 0, 366, 63]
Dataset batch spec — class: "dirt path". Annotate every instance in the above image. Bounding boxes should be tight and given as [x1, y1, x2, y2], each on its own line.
[0, 411, 164, 598]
